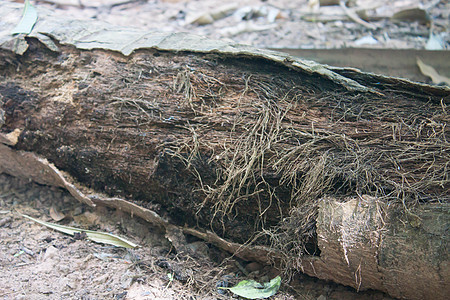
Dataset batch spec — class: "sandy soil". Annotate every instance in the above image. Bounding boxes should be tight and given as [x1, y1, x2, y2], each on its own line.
[0, 174, 393, 299]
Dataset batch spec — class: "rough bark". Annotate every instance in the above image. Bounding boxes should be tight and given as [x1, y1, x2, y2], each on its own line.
[300, 197, 449, 300]
[1, 2, 449, 299]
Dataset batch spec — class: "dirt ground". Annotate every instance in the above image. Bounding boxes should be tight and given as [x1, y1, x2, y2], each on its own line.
[0, 174, 393, 299]
[23, 0, 450, 49]
[1, 0, 448, 299]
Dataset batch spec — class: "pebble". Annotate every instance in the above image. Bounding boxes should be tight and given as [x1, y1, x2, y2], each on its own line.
[43, 246, 59, 261]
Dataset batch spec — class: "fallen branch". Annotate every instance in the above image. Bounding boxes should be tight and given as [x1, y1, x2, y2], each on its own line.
[339, 0, 376, 30]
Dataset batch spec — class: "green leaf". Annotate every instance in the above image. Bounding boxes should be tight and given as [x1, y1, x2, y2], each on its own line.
[219, 276, 281, 299]
[11, 0, 38, 35]
[21, 214, 138, 248]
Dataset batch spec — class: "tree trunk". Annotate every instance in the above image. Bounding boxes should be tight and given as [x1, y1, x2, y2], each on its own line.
[1, 2, 449, 299]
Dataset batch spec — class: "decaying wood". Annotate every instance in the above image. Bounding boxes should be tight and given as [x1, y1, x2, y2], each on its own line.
[2, 141, 447, 300]
[302, 197, 449, 300]
[1, 2, 449, 299]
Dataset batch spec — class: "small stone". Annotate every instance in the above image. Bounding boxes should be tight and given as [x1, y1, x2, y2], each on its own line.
[43, 246, 59, 261]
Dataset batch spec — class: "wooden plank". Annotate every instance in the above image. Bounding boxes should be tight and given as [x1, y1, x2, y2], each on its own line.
[273, 48, 450, 83]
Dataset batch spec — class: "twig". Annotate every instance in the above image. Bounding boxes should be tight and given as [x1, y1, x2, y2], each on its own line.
[339, 0, 376, 30]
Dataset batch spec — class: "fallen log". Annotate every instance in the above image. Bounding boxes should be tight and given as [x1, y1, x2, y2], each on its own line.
[0, 2, 449, 299]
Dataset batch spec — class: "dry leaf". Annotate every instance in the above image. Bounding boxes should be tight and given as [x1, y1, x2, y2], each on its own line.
[319, 0, 340, 6]
[11, 0, 38, 35]
[219, 22, 277, 36]
[21, 214, 138, 248]
[187, 4, 238, 25]
[416, 58, 450, 85]
[392, 8, 430, 24]
[49, 205, 66, 221]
